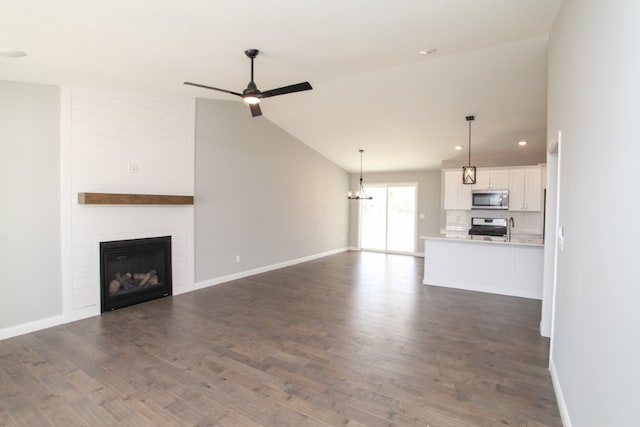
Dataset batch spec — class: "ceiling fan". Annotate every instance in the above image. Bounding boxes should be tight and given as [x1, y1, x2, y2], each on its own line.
[184, 49, 312, 117]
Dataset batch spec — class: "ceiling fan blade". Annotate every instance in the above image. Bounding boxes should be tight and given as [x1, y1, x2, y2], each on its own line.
[183, 82, 243, 97]
[249, 103, 262, 117]
[260, 82, 313, 99]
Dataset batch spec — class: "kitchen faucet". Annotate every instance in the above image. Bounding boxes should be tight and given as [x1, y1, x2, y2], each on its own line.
[507, 217, 515, 241]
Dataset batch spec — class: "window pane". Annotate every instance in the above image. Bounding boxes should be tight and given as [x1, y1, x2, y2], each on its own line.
[387, 186, 416, 253]
[360, 187, 387, 250]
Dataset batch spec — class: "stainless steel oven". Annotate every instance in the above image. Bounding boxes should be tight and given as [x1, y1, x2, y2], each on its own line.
[471, 189, 509, 210]
[468, 217, 508, 236]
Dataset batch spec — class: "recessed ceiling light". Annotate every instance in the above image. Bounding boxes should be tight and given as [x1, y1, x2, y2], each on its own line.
[518, 140, 528, 146]
[419, 48, 438, 56]
[454, 145, 463, 151]
[0, 49, 27, 58]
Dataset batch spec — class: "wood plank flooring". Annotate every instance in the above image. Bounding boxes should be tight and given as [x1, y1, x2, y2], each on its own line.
[0, 251, 561, 426]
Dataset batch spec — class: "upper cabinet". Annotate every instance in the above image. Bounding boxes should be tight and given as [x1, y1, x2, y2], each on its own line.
[443, 166, 543, 211]
[443, 170, 471, 210]
[509, 167, 542, 211]
[472, 169, 509, 190]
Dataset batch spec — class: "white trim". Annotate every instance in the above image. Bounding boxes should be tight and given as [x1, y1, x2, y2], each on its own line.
[343, 246, 424, 258]
[359, 182, 419, 254]
[65, 305, 100, 323]
[60, 87, 73, 322]
[550, 358, 572, 427]
[359, 248, 423, 257]
[0, 315, 65, 341]
[550, 131, 562, 360]
[541, 131, 561, 338]
[423, 281, 541, 300]
[356, 190, 363, 250]
[187, 247, 350, 293]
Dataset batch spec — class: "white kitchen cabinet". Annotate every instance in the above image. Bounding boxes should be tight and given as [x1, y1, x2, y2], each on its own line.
[443, 170, 471, 210]
[423, 236, 543, 299]
[473, 169, 509, 190]
[509, 167, 542, 211]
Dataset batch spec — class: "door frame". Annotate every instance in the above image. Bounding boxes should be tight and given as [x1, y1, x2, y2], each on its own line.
[358, 182, 418, 255]
[541, 132, 562, 347]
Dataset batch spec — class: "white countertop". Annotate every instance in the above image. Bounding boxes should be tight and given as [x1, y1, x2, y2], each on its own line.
[420, 233, 544, 247]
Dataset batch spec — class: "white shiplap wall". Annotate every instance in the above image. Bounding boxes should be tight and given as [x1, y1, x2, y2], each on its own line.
[61, 88, 195, 321]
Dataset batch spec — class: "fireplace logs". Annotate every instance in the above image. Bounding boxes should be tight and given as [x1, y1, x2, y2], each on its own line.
[108, 270, 160, 296]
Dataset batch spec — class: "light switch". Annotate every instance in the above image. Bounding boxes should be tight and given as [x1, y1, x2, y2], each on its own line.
[419, 213, 426, 219]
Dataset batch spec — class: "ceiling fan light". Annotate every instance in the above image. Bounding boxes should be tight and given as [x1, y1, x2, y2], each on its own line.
[243, 96, 260, 105]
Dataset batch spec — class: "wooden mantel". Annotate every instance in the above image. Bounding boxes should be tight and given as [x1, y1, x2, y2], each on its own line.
[78, 192, 194, 205]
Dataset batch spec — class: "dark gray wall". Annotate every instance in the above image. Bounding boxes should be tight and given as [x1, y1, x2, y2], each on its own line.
[194, 99, 350, 281]
[0, 80, 62, 328]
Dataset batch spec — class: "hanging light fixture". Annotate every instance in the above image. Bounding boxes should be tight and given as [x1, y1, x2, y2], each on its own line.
[462, 115, 476, 185]
[348, 149, 373, 200]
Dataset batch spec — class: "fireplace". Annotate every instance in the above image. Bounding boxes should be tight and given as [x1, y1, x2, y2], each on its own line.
[100, 236, 172, 312]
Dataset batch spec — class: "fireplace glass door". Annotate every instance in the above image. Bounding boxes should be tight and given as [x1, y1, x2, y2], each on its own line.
[100, 236, 172, 312]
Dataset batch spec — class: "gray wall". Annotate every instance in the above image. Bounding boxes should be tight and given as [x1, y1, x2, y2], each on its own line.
[0, 80, 62, 328]
[548, 1, 640, 425]
[347, 170, 441, 252]
[194, 99, 350, 281]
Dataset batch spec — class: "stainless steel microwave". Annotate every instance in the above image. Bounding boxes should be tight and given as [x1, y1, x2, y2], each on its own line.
[471, 189, 509, 210]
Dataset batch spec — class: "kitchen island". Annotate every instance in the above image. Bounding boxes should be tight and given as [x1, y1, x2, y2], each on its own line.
[421, 233, 544, 299]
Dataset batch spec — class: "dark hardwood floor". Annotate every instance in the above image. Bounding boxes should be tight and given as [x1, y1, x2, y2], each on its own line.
[0, 251, 561, 426]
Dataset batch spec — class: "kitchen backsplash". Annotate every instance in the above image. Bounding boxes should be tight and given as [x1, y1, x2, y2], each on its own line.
[445, 209, 543, 236]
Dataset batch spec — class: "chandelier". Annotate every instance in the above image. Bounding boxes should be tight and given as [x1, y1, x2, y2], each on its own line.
[347, 149, 372, 200]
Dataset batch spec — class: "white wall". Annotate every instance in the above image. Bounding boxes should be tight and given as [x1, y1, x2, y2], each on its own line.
[0, 81, 62, 332]
[194, 99, 349, 283]
[347, 170, 441, 252]
[61, 88, 195, 321]
[547, 1, 640, 425]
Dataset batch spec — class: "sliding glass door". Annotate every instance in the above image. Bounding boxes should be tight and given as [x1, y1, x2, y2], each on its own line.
[360, 184, 416, 253]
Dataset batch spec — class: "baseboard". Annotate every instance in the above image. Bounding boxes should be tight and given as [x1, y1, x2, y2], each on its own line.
[65, 305, 100, 323]
[540, 320, 551, 338]
[0, 247, 402, 340]
[190, 247, 350, 292]
[423, 281, 542, 300]
[0, 314, 65, 341]
[350, 248, 424, 258]
[549, 358, 572, 427]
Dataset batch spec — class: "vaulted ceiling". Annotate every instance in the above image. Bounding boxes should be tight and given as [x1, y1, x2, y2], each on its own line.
[0, 0, 563, 172]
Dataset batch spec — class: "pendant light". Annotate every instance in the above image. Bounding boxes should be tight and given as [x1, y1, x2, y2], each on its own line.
[462, 115, 476, 185]
[348, 149, 373, 200]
